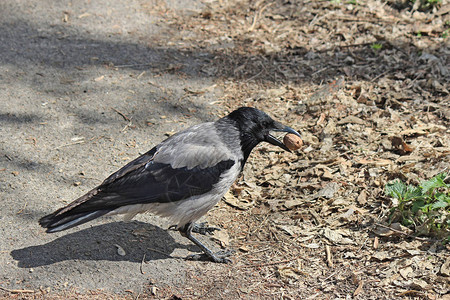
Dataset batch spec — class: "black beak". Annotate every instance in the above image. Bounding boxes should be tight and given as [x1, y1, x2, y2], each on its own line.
[265, 123, 301, 152]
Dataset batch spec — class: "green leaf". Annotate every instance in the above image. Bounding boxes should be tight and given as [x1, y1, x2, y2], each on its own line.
[412, 199, 425, 213]
[370, 43, 382, 50]
[431, 198, 449, 209]
[421, 173, 448, 194]
[386, 179, 407, 200]
[435, 192, 450, 203]
[402, 217, 414, 226]
[421, 203, 433, 213]
[404, 185, 423, 201]
[384, 174, 450, 239]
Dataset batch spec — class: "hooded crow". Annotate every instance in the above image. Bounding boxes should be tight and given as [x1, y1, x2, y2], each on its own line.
[39, 107, 301, 263]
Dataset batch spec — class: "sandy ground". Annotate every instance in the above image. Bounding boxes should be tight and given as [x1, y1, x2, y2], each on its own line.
[1, 0, 225, 294]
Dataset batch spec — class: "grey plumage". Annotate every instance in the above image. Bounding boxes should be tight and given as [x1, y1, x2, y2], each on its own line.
[39, 107, 301, 263]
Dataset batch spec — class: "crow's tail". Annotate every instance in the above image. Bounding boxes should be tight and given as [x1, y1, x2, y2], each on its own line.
[39, 187, 116, 233]
[39, 209, 112, 233]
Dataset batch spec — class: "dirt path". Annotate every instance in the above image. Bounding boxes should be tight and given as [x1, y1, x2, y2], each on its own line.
[1, 0, 226, 295]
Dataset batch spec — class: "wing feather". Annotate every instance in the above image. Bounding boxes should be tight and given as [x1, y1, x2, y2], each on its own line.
[65, 159, 235, 214]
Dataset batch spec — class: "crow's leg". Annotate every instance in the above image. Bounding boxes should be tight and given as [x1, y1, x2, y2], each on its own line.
[169, 222, 220, 235]
[191, 222, 221, 235]
[178, 222, 233, 264]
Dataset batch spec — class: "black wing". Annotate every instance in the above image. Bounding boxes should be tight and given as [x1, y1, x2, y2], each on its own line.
[62, 157, 235, 214]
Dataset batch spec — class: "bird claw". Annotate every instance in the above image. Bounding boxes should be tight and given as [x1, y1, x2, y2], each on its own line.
[186, 249, 234, 264]
[191, 222, 221, 235]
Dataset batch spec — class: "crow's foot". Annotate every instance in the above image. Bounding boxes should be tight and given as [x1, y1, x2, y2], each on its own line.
[186, 249, 234, 264]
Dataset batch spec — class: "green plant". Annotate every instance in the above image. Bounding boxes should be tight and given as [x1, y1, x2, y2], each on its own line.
[370, 43, 383, 51]
[411, 0, 442, 11]
[442, 29, 449, 39]
[385, 173, 450, 240]
[423, 0, 441, 7]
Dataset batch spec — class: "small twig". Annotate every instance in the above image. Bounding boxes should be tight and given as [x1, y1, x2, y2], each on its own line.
[54, 140, 85, 149]
[311, 66, 330, 76]
[112, 108, 131, 122]
[0, 286, 35, 293]
[147, 248, 172, 258]
[136, 71, 146, 79]
[243, 68, 265, 82]
[325, 245, 333, 268]
[353, 279, 364, 297]
[370, 69, 390, 82]
[121, 121, 134, 132]
[89, 135, 107, 143]
[321, 270, 340, 283]
[16, 202, 28, 214]
[140, 254, 146, 275]
[309, 210, 323, 226]
[374, 223, 430, 241]
[248, 2, 274, 32]
[309, 11, 334, 28]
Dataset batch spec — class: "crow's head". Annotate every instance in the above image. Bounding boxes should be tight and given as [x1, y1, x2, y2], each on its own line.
[226, 107, 301, 160]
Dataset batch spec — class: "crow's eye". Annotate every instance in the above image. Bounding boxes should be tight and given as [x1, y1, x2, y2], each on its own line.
[261, 120, 271, 128]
